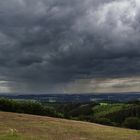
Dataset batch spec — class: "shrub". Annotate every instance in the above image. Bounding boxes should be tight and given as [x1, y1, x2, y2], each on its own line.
[122, 117, 140, 130]
[94, 118, 114, 126]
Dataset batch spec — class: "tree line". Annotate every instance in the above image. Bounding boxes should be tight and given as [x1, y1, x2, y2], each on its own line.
[0, 98, 62, 117]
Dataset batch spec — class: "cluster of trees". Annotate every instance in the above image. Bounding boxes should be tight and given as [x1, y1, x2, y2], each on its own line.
[51, 102, 140, 130]
[0, 98, 62, 117]
[55, 102, 96, 119]
[122, 117, 140, 129]
[98, 104, 140, 129]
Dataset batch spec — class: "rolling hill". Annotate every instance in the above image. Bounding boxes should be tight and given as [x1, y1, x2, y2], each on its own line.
[0, 111, 139, 140]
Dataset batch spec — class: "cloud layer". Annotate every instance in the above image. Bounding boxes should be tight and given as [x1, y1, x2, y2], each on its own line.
[0, 0, 140, 93]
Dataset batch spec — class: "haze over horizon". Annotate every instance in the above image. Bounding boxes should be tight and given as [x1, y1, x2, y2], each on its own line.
[1, 0, 140, 94]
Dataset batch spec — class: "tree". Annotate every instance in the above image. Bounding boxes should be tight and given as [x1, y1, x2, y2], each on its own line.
[122, 117, 140, 130]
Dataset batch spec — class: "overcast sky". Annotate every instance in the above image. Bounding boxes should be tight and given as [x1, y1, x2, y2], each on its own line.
[0, 0, 140, 94]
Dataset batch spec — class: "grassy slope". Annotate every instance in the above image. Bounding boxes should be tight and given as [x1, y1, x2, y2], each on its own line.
[0, 112, 139, 140]
[92, 104, 127, 118]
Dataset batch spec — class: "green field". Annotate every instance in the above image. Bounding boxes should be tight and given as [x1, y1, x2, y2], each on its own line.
[0, 111, 139, 140]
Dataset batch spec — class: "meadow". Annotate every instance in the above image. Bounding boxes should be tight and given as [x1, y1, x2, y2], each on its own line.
[0, 111, 139, 140]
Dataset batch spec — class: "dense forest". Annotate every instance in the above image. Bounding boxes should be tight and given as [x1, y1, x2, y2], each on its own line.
[0, 98, 62, 117]
[0, 98, 140, 130]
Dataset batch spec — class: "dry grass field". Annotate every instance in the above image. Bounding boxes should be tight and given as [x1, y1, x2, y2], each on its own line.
[0, 111, 139, 140]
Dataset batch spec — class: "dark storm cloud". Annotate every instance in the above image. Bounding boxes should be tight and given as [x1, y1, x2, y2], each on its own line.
[0, 0, 140, 92]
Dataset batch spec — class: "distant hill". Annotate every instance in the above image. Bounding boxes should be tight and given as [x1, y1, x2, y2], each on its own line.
[0, 111, 139, 140]
[0, 92, 140, 102]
